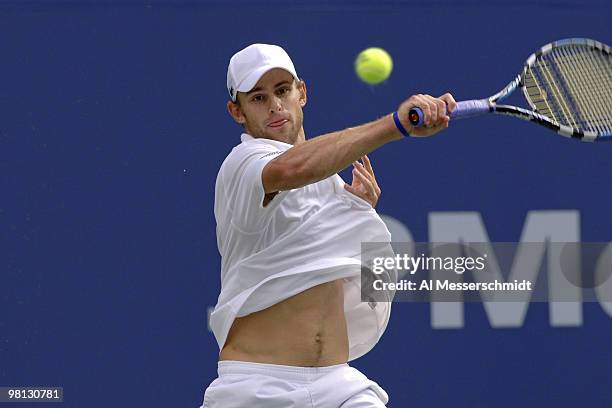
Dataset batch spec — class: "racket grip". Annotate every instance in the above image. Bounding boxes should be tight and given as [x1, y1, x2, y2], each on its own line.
[408, 99, 491, 127]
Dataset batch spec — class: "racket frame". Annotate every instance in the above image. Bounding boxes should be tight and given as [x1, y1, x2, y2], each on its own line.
[494, 38, 611, 142]
[408, 38, 611, 142]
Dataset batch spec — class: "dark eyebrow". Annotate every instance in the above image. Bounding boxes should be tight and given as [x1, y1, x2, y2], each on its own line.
[246, 80, 292, 95]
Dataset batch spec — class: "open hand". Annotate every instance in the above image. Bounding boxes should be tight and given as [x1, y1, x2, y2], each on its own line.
[344, 155, 381, 208]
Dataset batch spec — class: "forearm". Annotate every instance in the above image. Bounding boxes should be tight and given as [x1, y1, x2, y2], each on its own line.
[265, 113, 403, 192]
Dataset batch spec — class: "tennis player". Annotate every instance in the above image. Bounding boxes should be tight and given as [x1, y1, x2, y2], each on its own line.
[201, 43, 455, 408]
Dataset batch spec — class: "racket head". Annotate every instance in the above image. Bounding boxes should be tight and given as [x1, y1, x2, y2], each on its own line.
[520, 38, 612, 141]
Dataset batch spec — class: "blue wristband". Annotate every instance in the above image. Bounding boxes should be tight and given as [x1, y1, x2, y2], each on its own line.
[392, 111, 410, 137]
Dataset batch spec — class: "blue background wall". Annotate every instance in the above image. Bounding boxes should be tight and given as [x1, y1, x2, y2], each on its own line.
[1, 1, 611, 407]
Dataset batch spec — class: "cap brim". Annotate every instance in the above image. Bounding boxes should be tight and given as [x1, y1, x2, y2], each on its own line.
[235, 65, 297, 94]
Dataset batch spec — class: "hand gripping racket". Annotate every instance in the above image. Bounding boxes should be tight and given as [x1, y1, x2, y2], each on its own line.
[409, 38, 612, 141]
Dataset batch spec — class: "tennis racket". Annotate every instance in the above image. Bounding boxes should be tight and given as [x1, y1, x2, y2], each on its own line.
[409, 38, 612, 142]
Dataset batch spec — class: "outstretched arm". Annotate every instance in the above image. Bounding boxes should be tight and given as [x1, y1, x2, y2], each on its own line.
[263, 93, 456, 194]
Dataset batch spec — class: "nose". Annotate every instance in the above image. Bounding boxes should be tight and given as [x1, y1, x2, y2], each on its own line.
[269, 95, 282, 112]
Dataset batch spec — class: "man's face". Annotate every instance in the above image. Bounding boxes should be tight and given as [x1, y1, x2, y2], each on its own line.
[228, 68, 307, 144]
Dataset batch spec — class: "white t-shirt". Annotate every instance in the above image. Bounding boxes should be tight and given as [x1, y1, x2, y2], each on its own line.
[210, 133, 396, 361]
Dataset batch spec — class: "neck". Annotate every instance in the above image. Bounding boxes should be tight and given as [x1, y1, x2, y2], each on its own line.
[293, 128, 306, 145]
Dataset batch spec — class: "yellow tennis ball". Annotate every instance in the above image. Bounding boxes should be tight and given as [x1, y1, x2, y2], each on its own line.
[355, 47, 393, 85]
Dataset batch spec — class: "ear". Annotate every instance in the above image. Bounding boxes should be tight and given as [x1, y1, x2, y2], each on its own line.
[297, 80, 307, 108]
[227, 100, 246, 125]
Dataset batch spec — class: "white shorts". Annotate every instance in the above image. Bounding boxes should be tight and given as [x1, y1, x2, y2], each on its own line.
[200, 360, 389, 408]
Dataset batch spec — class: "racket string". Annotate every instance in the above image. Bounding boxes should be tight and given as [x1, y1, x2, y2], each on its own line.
[550, 46, 611, 133]
[579, 47, 612, 133]
[583, 49, 612, 133]
[562, 46, 612, 133]
[525, 44, 612, 135]
[524, 75, 554, 117]
[528, 63, 577, 128]
[554, 47, 604, 133]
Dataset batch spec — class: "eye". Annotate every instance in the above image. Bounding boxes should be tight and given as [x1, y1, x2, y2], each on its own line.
[276, 86, 290, 96]
[251, 94, 264, 103]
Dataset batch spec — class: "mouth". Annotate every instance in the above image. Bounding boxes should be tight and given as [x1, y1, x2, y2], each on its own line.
[267, 119, 289, 128]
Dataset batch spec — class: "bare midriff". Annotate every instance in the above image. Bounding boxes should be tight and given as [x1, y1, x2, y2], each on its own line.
[219, 279, 349, 367]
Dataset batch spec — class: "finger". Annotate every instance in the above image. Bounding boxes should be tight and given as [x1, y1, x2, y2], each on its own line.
[434, 98, 447, 124]
[353, 165, 376, 196]
[413, 94, 432, 127]
[355, 171, 378, 199]
[361, 156, 374, 178]
[358, 156, 380, 193]
[410, 118, 449, 137]
[351, 165, 363, 188]
[422, 94, 438, 127]
[354, 161, 373, 182]
[361, 155, 375, 176]
[344, 183, 358, 195]
[352, 164, 366, 189]
[440, 116, 450, 129]
[439, 92, 457, 113]
[424, 94, 445, 125]
[428, 118, 449, 134]
[344, 183, 368, 201]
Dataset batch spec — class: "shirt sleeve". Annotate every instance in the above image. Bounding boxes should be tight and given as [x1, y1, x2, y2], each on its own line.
[221, 143, 290, 232]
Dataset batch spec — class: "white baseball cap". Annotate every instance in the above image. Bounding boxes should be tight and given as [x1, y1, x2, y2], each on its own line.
[227, 43, 299, 102]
